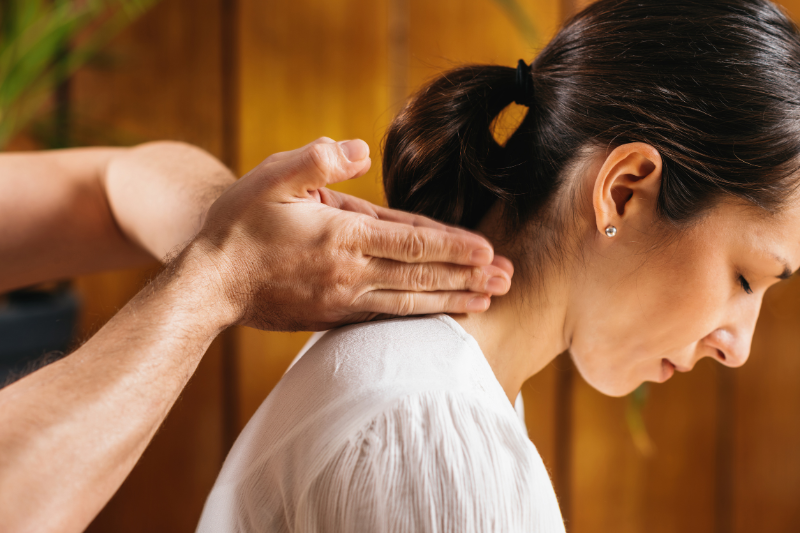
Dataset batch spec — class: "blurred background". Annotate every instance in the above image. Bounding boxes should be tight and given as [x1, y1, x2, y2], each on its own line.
[2, 0, 800, 531]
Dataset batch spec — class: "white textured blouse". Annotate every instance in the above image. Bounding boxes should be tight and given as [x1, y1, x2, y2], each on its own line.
[197, 315, 565, 533]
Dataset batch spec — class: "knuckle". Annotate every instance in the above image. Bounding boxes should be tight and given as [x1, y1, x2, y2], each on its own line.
[314, 136, 335, 144]
[449, 239, 469, 262]
[395, 293, 416, 316]
[466, 266, 487, 289]
[410, 266, 436, 291]
[263, 152, 283, 165]
[305, 143, 335, 181]
[336, 265, 360, 294]
[449, 292, 469, 312]
[321, 248, 363, 297]
[403, 232, 426, 262]
[338, 217, 368, 257]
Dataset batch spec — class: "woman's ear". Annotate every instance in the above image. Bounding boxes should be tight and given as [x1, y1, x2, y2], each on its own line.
[592, 142, 663, 237]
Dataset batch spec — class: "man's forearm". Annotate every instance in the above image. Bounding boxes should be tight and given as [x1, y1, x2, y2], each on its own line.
[0, 243, 230, 533]
[0, 147, 153, 292]
[0, 142, 235, 293]
[104, 141, 236, 260]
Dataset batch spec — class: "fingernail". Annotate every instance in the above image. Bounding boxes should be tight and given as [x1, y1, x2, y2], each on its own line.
[469, 248, 493, 265]
[340, 139, 369, 161]
[485, 276, 508, 294]
[467, 296, 489, 312]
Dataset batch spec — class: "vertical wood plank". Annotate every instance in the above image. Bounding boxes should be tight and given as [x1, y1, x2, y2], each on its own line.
[218, 0, 242, 456]
[570, 375, 646, 533]
[234, 0, 391, 428]
[70, 0, 229, 530]
[569, 364, 720, 533]
[643, 361, 719, 533]
[732, 275, 800, 533]
[388, 0, 410, 111]
[560, 0, 595, 18]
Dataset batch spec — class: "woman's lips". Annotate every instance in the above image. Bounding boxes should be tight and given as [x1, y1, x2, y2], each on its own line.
[659, 358, 675, 382]
[660, 358, 691, 382]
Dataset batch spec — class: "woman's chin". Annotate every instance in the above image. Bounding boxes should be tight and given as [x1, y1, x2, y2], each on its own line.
[573, 354, 659, 397]
[577, 369, 641, 398]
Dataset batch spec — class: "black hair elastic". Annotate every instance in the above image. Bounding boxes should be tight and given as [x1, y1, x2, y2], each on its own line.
[514, 59, 534, 107]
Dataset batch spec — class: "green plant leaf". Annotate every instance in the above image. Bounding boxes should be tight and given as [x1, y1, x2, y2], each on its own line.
[491, 0, 539, 48]
[0, 0, 160, 149]
[626, 383, 655, 456]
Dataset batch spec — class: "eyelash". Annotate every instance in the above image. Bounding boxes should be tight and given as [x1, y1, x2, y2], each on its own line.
[739, 274, 753, 295]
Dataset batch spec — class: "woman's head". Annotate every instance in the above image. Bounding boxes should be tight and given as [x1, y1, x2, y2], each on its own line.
[383, 0, 800, 395]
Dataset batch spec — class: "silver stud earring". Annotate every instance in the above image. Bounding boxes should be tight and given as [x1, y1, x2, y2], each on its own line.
[605, 225, 617, 238]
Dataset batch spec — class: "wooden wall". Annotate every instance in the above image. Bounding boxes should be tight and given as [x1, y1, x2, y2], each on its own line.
[70, 0, 230, 530]
[62, 0, 800, 531]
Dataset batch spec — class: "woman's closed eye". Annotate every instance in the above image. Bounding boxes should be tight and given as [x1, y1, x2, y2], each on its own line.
[738, 274, 753, 295]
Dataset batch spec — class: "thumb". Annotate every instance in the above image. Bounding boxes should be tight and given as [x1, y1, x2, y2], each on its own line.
[271, 139, 371, 199]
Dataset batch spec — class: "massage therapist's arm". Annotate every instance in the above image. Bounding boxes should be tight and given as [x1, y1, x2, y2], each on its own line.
[0, 138, 512, 533]
[0, 142, 235, 292]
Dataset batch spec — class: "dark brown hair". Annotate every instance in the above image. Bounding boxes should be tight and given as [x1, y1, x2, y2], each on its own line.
[383, 0, 800, 232]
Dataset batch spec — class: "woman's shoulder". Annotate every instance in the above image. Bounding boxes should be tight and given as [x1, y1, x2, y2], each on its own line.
[252, 314, 508, 450]
[288, 314, 499, 401]
[270, 389, 564, 533]
[197, 316, 559, 532]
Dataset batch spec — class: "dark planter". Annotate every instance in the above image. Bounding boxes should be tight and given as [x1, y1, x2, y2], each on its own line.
[0, 285, 80, 386]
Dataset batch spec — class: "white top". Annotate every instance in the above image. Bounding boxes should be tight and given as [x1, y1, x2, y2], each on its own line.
[197, 315, 565, 533]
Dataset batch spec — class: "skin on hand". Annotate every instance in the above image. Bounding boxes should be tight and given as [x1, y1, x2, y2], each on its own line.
[192, 137, 514, 332]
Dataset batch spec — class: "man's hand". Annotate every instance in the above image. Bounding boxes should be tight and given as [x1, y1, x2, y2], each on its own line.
[191, 137, 513, 331]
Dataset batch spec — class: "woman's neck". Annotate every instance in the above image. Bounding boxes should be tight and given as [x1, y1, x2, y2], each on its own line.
[451, 212, 573, 403]
[451, 280, 570, 403]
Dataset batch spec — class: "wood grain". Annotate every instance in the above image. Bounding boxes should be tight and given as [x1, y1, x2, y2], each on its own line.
[69, 0, 229, 530]
[732, 275, 800, 533]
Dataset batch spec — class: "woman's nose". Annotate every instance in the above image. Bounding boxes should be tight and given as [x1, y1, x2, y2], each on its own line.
[702, 328, 750, 368]
[701, 295, 763, 368]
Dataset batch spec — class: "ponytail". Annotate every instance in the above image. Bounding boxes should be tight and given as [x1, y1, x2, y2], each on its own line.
[383, 65, 540, 229]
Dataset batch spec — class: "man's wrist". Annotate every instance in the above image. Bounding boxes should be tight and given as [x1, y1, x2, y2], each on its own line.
[153, 238, 242, 335]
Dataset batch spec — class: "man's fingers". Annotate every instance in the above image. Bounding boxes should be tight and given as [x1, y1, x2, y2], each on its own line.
[319, 189, 381, 218]
[329, 193, 514, 275]
[322, 190, 473, 235]
[258, 137, 337, 164]
[274, 139, 371, 195]
[361, 218, 496, 266]
[370, 204, 466, 231]
[371, 210, 514, 275]
[490, 255, 514, 278]
[356, 290, 492, 316]
[368, 259, 511, 295]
